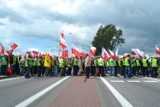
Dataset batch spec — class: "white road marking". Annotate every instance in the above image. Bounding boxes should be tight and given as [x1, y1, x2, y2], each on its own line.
[100, 77, 133, 107]
[143, 81, 158, 82]
[15, 76, 70, 107]
[144, 77, 160, 81]
[110, 80, 125, 82]
[127, 80, 141, 82]
[0, 77, 23, 82]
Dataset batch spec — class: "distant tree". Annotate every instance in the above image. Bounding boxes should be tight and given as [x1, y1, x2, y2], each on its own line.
[92, 24, 125, 55]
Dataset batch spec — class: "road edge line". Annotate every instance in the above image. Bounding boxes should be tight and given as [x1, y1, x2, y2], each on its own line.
[100, 77, 133, 107]
[15, 76, 70, 107]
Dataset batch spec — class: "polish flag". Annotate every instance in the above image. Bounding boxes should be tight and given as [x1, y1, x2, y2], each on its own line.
[156, 46, 160, 55]
[90, 46, 96, 56]
[61, 50, 68, 57]
[0, 43, 5, 55]
[71, 44, 86, 57]
[101, 47, 110, 60]
[131, 49, 145, 58]
[60, 37, 67, 49]
[11, 43, 18, 49]
[60, 32, 64, 38]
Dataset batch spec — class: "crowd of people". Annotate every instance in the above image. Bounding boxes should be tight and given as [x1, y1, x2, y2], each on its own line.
[0, 53, 160, 79]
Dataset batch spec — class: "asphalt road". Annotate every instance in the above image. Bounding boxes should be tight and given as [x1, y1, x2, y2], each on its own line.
[0, 75, 160, 107]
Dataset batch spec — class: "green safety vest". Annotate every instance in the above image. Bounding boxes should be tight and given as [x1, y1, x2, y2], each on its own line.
[136, 59, 141, 66]
[109, 58, 114, 67]
[91, 60, 95, 66]
[1, 57, 7, 65]
[131, 59, 135, 67]
[19, 60, 24, 66]
[118, 60, 122, 67]
[142, 59, 148, 67]
[37, 59, 41, 66]
[25, 58, 30, 67]
[122, 59, 125, 66]
[125, 57, 130, 66]
[33, 58, 38, 66]
[151, 59, 158, 67]
[98, 58, 103, 66]
[73, 59, 78, 66]
[59, 59, 64, 68]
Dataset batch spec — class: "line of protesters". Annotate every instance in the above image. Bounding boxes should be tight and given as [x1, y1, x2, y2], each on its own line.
[0, 53, 160, 79]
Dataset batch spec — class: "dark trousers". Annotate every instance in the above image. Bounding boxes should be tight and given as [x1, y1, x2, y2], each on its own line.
[91, 66, 95, 76]
[98, 66, 104, 77]
[86, 67, 90, 78]
[67, 67, 72, 75]
[115, 66, 117, 76]
[1, 65, 7, 75]
[73, 65, 79, 76]
[142, 67, 148, 76]
[151, 67, 158, 78]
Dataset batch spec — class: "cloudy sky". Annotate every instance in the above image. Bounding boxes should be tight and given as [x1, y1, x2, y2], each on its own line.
[0, 0, 160, 56]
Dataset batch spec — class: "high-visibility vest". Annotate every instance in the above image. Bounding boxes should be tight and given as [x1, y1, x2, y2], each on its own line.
[142, 59, 148, 67]
[33, 58, 38, 66]
[136, 59, 141, 66]
[59, 58, 64, 68]
[118, 60, 122, 67]
[125, 57, 130, 66]
[1, 57, 7, 65]
[91, 60, 95, 66]
[73, 59, 78, 66]
[131, 59, 135, 67]
[37, 59, 41, 66]
[98, 58, 103, 66]
[122, 59, 125, 66]
[114, 61, 117, 66]
[109, 58, 114, 67]
[19, 59, 24, 66]
[151, 59, 158, 67]
[25, 58, 30, 67]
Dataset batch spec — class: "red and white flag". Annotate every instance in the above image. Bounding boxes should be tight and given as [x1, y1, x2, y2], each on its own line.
[131, 48, 145, 58]
[0, 43, 5, 55]
[156, 46, 160, 55]
[11, 43, 18, 49]
[90, 46, 96, 56]
[60, 32, 64, 38]
[71, 44, 86, 57]
[60, 37, 67, 49]
[7, 43, 18, 54]
[101, 47, 110, 60]
[61, 50, 68, 57]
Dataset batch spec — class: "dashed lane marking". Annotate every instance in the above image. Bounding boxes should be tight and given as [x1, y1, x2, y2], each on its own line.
[110, 80, 125, 82]
[0, 77, 23, 82]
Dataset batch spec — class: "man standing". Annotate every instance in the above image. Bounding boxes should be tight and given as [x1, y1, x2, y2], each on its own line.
[85, 54, 91, 79]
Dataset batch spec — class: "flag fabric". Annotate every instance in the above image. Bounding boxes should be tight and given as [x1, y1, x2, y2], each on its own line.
[90, 46, 96, 56]
[156, 46, 160, 55]
[109, 49, 114, 57]
[60, 37, 67, 49]
[7, 63, 12, 75]
[11, 43, 18, 49]
[0, 43, 5, 55]
[131, 49, 145, 58]
[71, 44, 86, 57]
[6, 43, 18, 54]
[60, 32, 64, 38]
[101, 47, 110, 60]
[114, 46, 119, 59]
[61, 50, 68, 57]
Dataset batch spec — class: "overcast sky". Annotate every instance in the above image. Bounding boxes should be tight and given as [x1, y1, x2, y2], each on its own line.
[0, 0, 160, 56]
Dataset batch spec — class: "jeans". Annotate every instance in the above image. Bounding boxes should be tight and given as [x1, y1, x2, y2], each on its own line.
[110, 66, 115, 76]
[52, 66, 58, 76]
[19, 66, 24, 76]
[25, 66, 30, 78]
[124, 66, 131, 78]
[151, 67, 158, 78]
